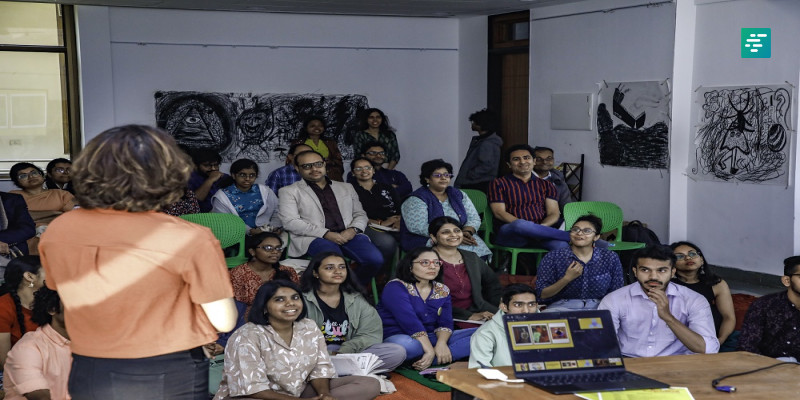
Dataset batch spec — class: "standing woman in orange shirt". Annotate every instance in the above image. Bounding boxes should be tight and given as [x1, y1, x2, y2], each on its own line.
[39, 125, 237, 399]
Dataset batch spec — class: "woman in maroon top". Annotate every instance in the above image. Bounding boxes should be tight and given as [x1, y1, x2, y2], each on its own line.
[230, 232, 299, 315]
[428, 216, 501, 329]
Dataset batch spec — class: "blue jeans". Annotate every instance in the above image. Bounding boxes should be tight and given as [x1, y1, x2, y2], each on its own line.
[307, 234, 384, 286]
[542, 298, 600, 312]
[385, 328, 477, 364]
[495, 219, 571, 250]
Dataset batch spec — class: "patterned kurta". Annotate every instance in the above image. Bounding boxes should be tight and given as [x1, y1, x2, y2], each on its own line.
[214, 319, 335, 399]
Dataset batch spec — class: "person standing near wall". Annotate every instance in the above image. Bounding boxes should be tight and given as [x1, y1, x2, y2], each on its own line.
[454, 109, 503, 193]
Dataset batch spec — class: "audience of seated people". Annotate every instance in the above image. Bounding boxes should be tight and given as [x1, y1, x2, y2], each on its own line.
[350, 157, 402, 275]
[278, 150, 383, 287]
[0, 257, 46, 373]
[347, 141, 412, 199]
[0, 191, 36, 258]
[292, 116, 345, 181]
[43, 158, 74, 194]
[300, 252, 406, 372]
[400, 159, 492, 260]
[737, 255, 800, 362]
[212, 158, 282, 236]
[265, 143, 313, 195]
[468, 284, 538, 368]
[536, 214, 624, 311]
[532, 146, 572, 227]
[188, 148, 229, 212]
[669, 241, 736, 347]
[215, 280, 381, 400]
[9, 163, 76, 255]
[377, 247, 476, 371]
[3, 287, 70, 400]
[429, 216, 501, 328]
[599, 245, 720, 357]
[454, 108, 503, 193]
[352, 108, 401, 170]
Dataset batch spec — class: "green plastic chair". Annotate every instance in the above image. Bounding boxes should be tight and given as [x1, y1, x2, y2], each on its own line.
[461, 189, 547, 275]
[180, 213, 249, 268]
[563, 201, 646, 252]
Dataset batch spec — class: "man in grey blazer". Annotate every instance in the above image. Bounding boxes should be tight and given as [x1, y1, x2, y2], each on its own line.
[278, 150, 383, 286]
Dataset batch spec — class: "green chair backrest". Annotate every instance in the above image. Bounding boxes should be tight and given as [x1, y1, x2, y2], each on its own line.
[461, 189, 489, 233]
[563, 201, 625, 241]
[180, 213, 248, 265]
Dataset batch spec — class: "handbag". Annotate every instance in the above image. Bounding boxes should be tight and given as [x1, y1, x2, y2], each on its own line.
[0, 245, 24, 267]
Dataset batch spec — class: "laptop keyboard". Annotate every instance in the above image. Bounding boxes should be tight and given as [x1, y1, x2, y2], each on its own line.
[531, 371, 645, 386]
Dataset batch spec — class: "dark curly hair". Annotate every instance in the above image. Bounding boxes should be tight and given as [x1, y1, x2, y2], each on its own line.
[31, 287, 61, 326]
[9, 162, 44, 189]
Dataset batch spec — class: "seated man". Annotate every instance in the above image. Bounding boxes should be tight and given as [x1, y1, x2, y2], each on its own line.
[469, 284, 538, 368]
[599, 245, 719, 357]
[187, 148, 229, 212]
[346, 141, 412, 199]
[532, 146, 572, 227]
[3, 287, 70, 400]
[265, 143, 312, 195]
[279, 150, 383, 286]
[489, 144, 572, 251]
[738, 255, 800, 362]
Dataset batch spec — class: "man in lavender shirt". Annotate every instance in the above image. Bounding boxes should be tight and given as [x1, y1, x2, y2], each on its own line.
[598, 245, 719, 358]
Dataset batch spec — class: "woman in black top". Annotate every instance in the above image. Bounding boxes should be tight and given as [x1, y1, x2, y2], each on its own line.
[350, 158, 400, 275]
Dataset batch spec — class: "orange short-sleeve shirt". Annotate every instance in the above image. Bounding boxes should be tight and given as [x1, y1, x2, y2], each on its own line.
[39, 208, 234, 358]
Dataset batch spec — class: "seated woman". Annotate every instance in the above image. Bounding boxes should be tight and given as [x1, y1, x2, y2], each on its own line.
[43, 158, 74, 194]
[0, 256, 46, 372]
[399, 159, 491, 260]
[670, 241, 735, 346]
[0, 192, 36, 258]
[429, 216, 501, 328]
[292, 116, 344, 181]
[536, 214, 624, 312]
[9, 163, 75, 255]
[350, 157, 401, 273]
[214, 280, 380, 400]
[300, 252, 405, 372]
[352, 108, 400, 170]
[3, 287, 70, 400]
[212, 158, 281, 236]
[231, 232, 299, 316]
[377, 247, 476, 371]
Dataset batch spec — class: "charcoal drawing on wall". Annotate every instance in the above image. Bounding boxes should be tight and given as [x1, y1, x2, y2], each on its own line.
[596, 81, 671, 169]
[155, 91, 369, 163]
[690, 85, 793, 185]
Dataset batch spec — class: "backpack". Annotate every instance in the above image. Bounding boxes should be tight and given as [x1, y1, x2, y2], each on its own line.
[618, 220, 661, 284]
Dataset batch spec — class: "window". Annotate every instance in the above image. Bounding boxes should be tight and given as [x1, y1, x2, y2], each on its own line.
[0, 2, 80, 176]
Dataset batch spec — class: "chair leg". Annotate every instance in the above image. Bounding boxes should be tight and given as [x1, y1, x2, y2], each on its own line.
[510, 251, 518, 275]
[371, 278, 379, 305]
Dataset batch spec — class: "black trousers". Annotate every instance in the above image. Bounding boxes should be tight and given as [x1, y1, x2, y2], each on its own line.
[69, 348, 208, 400]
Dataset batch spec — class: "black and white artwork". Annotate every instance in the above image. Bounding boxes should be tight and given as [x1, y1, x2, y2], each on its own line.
[596, 81, 671, 169]
[155, 91, 369, 163]
[691, 85, 793, 185]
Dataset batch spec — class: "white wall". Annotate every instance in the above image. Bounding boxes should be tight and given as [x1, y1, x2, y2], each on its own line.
[529, 1, 676, 241]
[75, 6, 468, 184]
[457, 16, 489, 162]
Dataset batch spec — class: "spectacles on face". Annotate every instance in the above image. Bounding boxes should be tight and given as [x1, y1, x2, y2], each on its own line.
[300, 161, 325, 170]
[534, 156, 555, 163]
[413, 259, 442, 268]
[259, 245, 284, 253]
[352, 166, 373, 172]
[365, 151, 386, 156]
[321, 264, 348, 272]
[54, 167, 71, 174]
[17, 170, 42, 180]
[569, 227, 596, 235]
[674, 251, 700, 261]
[431, 173, 454, 179]
[236, 173, 257, 179]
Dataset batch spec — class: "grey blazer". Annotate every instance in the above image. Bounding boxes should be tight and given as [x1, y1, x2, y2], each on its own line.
[278, 180, 368, 257]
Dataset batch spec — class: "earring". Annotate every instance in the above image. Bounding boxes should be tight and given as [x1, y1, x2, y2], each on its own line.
[28, 281, 34, 288]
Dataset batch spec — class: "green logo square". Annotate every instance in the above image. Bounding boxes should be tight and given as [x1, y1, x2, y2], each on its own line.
[741, 28, 771, 58]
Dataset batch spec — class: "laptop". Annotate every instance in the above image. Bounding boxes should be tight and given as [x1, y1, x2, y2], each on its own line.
[503, 309, 669, 394]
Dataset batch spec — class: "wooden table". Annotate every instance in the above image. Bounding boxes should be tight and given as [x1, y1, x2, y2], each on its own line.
[437, 352, 800, 399]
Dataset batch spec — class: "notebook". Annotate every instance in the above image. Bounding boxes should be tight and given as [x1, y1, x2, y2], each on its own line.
[503, 310, 669, 394]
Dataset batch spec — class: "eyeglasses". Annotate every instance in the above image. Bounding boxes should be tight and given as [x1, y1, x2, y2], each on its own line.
[53, 167, 71, 174]
[321, 264, 348, 271]
[17, 170, 42, 180]
[299, 161, 325, 170]
[259, 245, 284, 252]
[431, 173, 454, 179]
[534, 156, 555, 163]
[674, 251, 700, 261]
[236, 173, 257, 179]
[365, 151, 386, 156]
[569, 227, 597, 235]
[413, 259, 442, 268]
[352, 166, 373, 172]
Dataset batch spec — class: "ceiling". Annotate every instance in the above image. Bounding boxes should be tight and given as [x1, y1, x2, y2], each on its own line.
[19, 0, 586, 17]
